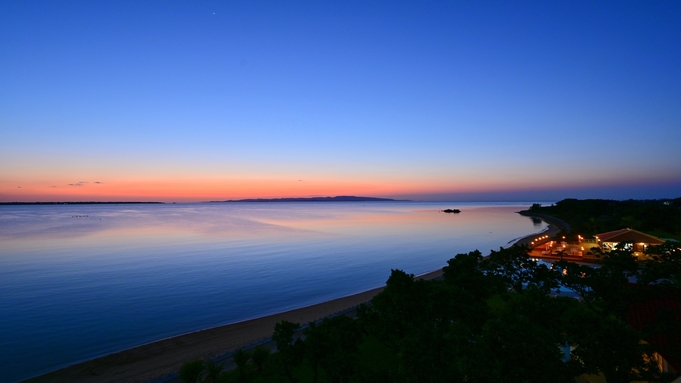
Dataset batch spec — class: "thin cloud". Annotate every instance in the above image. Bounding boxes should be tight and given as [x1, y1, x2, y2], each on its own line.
[68, 181, 99, 186]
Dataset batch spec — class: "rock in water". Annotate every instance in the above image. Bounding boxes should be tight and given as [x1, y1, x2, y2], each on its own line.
[442, 209, 461, 213]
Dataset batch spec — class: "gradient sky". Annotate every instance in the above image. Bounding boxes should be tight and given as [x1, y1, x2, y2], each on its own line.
[1, 1, 680, 202]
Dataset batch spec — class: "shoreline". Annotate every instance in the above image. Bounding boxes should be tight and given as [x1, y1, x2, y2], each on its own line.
[517, 210, 571, 233]
[508, 211, 570, 248]
[23, 269, 442, 383]
[22, 213, 559, 383]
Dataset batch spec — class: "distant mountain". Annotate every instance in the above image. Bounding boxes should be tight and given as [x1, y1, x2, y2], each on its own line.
[210, 196, 406, 203]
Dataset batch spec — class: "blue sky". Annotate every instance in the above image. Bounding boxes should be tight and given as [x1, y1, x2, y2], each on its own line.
[1, 1, 680, 201]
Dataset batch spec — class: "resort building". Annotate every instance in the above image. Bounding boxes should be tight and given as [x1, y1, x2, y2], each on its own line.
[528, 228, 667, 261]
[595, 228, 665, 256]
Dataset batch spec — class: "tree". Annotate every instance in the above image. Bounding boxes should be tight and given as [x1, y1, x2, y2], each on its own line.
[641, 242, 681, 288]
[554, 260, 600, 304]
[481, 245, 560, 294]
[365, 267, 491, 381]
[469, 290, 576, 383]
[251, 346, 270, 374]
[442, 250, 496, 300]
[179, 359, 205, 383]
[360, 269, 420, 346]
[590, 247, 641, 319]
[565, 306, 672, 383]
[272, 320, 302, 383]
[303, 321, 323, 383]
[233, 347, 251, 382]
[359, 248, 679, 382]
[304, 316, 363, 383]
[204, 361, 223, 383]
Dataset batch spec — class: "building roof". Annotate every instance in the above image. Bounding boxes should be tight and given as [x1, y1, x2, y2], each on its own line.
[595, 228, 665, 245]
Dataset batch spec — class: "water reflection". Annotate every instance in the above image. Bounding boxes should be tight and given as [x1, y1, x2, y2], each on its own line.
[0, 202, 546, 383]
[0, 204, 319, 244]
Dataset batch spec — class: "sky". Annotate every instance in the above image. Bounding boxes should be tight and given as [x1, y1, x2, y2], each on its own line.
[1, 1, 680, 202]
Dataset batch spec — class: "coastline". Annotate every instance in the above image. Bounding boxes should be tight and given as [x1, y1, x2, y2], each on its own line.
[507, 211, 570, 248]
[517, 210, 571, 233]
[21, 213, 560, 383]
[508, 223, 560, 247]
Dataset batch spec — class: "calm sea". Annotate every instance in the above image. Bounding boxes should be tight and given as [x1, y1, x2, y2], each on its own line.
[0, 201, 547, 382]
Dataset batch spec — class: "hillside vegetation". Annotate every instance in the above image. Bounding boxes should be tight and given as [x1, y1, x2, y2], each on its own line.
[182, 244, 681, 383]
[527, 198, 681, 240]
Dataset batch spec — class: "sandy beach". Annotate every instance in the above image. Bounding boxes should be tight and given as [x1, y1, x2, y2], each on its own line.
[23, 269, 442, 383]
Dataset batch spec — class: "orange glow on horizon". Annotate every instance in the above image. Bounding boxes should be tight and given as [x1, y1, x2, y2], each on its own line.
[2, 172, 679, 202]
[2, 177, 423, 202]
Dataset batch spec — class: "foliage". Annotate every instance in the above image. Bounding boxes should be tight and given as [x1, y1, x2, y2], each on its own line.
[356, 246, 677, 382]
[179, 244, 680, 383]
[233, 348, 251, 382]
[204, 361, 224, 383]
[526, 198, 681, 238]
[304, 316, 362, 383]
[272, 320, 303, 382]
[565, 307, 672, 383]
[179, 359, 206, 383]
[481, 245, 560, 294]
[641, 242, 681, 288]
[250, 346, 270, 374]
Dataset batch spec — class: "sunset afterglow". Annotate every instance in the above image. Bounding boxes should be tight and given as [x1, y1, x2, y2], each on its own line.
[2, 2, 680, 202]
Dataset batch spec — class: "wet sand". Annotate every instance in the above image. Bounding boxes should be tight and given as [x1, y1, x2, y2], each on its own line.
[23, 269, 443, 383]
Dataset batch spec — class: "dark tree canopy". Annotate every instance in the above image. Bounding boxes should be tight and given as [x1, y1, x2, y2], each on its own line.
[180, 244, 680, 383]
[526, 198, 681, 238]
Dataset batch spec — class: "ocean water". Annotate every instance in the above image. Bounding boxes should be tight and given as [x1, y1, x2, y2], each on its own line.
[0, 202, 547, 383]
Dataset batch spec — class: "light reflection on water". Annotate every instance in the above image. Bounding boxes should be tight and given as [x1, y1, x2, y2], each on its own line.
[0, 202, 546, 382]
